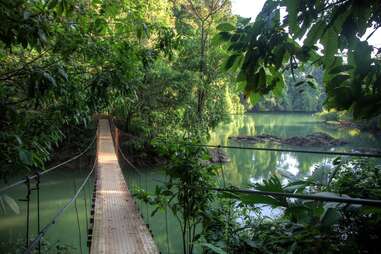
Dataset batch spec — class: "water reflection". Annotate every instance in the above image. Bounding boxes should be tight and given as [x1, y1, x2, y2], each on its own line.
[210, 113, 381, 187]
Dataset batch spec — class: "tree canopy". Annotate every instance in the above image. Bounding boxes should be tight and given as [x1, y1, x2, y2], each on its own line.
[1, 0, 380, 177]
[0, 0, 242, 177]
[220, 0, 381, 119]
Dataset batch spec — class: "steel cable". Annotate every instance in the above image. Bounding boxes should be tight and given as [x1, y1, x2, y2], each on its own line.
[185, 144, 381, 158]
[0, 134, 97, 194]
[24, 158, 97, 254]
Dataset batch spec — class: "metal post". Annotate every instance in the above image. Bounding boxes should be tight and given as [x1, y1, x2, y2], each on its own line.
[21, 176, 31, 249]
[35, 172, 41, 254]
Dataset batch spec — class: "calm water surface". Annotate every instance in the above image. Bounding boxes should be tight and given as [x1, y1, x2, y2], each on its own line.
[209, 113, 381, 186]
[132, 113, 381, 253]
[0, 165, 93, 253]
[1, 113, 380, 253]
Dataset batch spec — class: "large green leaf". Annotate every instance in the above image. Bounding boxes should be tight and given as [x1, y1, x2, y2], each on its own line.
[249, 93, 261, 104]
[94, 18, 108, 34]
[285, 0, 298, 35]
[329, 74, 351, 86]
[320, 207, 341, 227]
[257, 67, 267, 93]
[321, 28, 339, 67]
[1, 195, 20, 214]
[18, 148, 33, 166]
[48, 0, 59, 9]
[329, 65, 354, 75]
[238, 193, 286, 207]
[304, 21, 325, 47]
[244, 72, 259, 96]
[224, 54, 240, 71]
[222, 189, 285, 207]
[273, 77, 285, 97]
[353, 41, 372, 75]
[200, 243, 227, 254]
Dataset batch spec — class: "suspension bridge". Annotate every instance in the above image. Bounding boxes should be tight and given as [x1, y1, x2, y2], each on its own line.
[90, 119, 158, 253]
[1, 117, 381, 254]
[0, 118, 159, 254]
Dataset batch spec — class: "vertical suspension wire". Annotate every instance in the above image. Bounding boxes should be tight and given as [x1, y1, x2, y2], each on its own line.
[35, 172, 41, 254]
[217, 145, 230, 253]
[145, 171, 149, 224]
[140, 166, 144, 214]
[87, 157, 93, 210]
[79, 156, 89, 233]
[73, 179, 83, 254]
[165, 206, 170, 254]
[138, 165, 142, 210]
[23, 176, 31, 250]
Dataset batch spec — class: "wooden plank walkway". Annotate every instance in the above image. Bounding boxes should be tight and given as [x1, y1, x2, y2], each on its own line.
[90, 119, 159, 254]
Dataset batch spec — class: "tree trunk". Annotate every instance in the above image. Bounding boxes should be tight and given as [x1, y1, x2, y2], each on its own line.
[197, 21, 207, 115]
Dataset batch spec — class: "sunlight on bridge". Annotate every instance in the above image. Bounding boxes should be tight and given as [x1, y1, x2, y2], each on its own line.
[90, 119, 158, 254]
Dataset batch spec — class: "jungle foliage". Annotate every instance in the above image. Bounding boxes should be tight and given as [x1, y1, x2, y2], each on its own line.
[220, 0, 381, 119]
[1, 0, 381, 254]
[137, 146, 381, 253]
[0, 0, 242, 179]
[251, 65, 326, 112]
[221, 158, 381, 253]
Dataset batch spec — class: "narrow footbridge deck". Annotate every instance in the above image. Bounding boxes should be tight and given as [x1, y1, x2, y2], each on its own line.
[90, 119, 159, 254]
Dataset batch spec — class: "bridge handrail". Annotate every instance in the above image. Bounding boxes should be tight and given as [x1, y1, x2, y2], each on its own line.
[184, 144, 381, 158]
[110, 120, 381, 208]
[0, 133, 97, 194]
[109, 119, 144, 177]
[111, 117, 381, 158]
[24, 157, 97, 254]
[212, 187, 381, 207]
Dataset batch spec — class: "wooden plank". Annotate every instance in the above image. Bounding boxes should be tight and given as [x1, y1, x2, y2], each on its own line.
[90, 119, 159, 254]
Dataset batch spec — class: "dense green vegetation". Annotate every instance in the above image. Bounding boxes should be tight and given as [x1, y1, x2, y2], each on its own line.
[250, 65, 325, 112]
[0, 0, 244, 179]
[1, 0, 381, 253]
[220, 0, 381, 119]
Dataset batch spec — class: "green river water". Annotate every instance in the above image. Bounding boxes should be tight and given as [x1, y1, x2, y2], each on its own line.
[1, 113, 380, 253]
[209, 113, 381, 186]
[130, 113, 381, 254]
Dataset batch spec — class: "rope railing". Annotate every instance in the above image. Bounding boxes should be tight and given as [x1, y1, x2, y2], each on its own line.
[184, 143, 381, 158]
[0, 134, 97, 194]
[109, 122, 381, 207]
[119, 162, 381, 207]
[0, 122, 98, 254]
[109, 119, 142, 175]
[109, 119, 381, 254]
[110, 118, 381, 158]
[116, 139, 144, 177]
[24, 157, 97, 254]
[212, 187, 381, 207]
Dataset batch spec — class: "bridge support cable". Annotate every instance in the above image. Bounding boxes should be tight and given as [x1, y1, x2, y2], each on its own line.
[210, 187, 381, 207]
[0, 129, 96, 253]
[79, 156, 89, 235]
[73, 179, 84, 254]
[24, 158, 97, 254]
[184, 143, 381, 158]
[34, 172, 41, 254]
[109, 119, 145, 208]
[109, 120, 162, 238]
[90, 119, 158, 253]
[216, 146, 233, 253]
[0, 133, 97, 194]
[109, 119, 381, 254]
